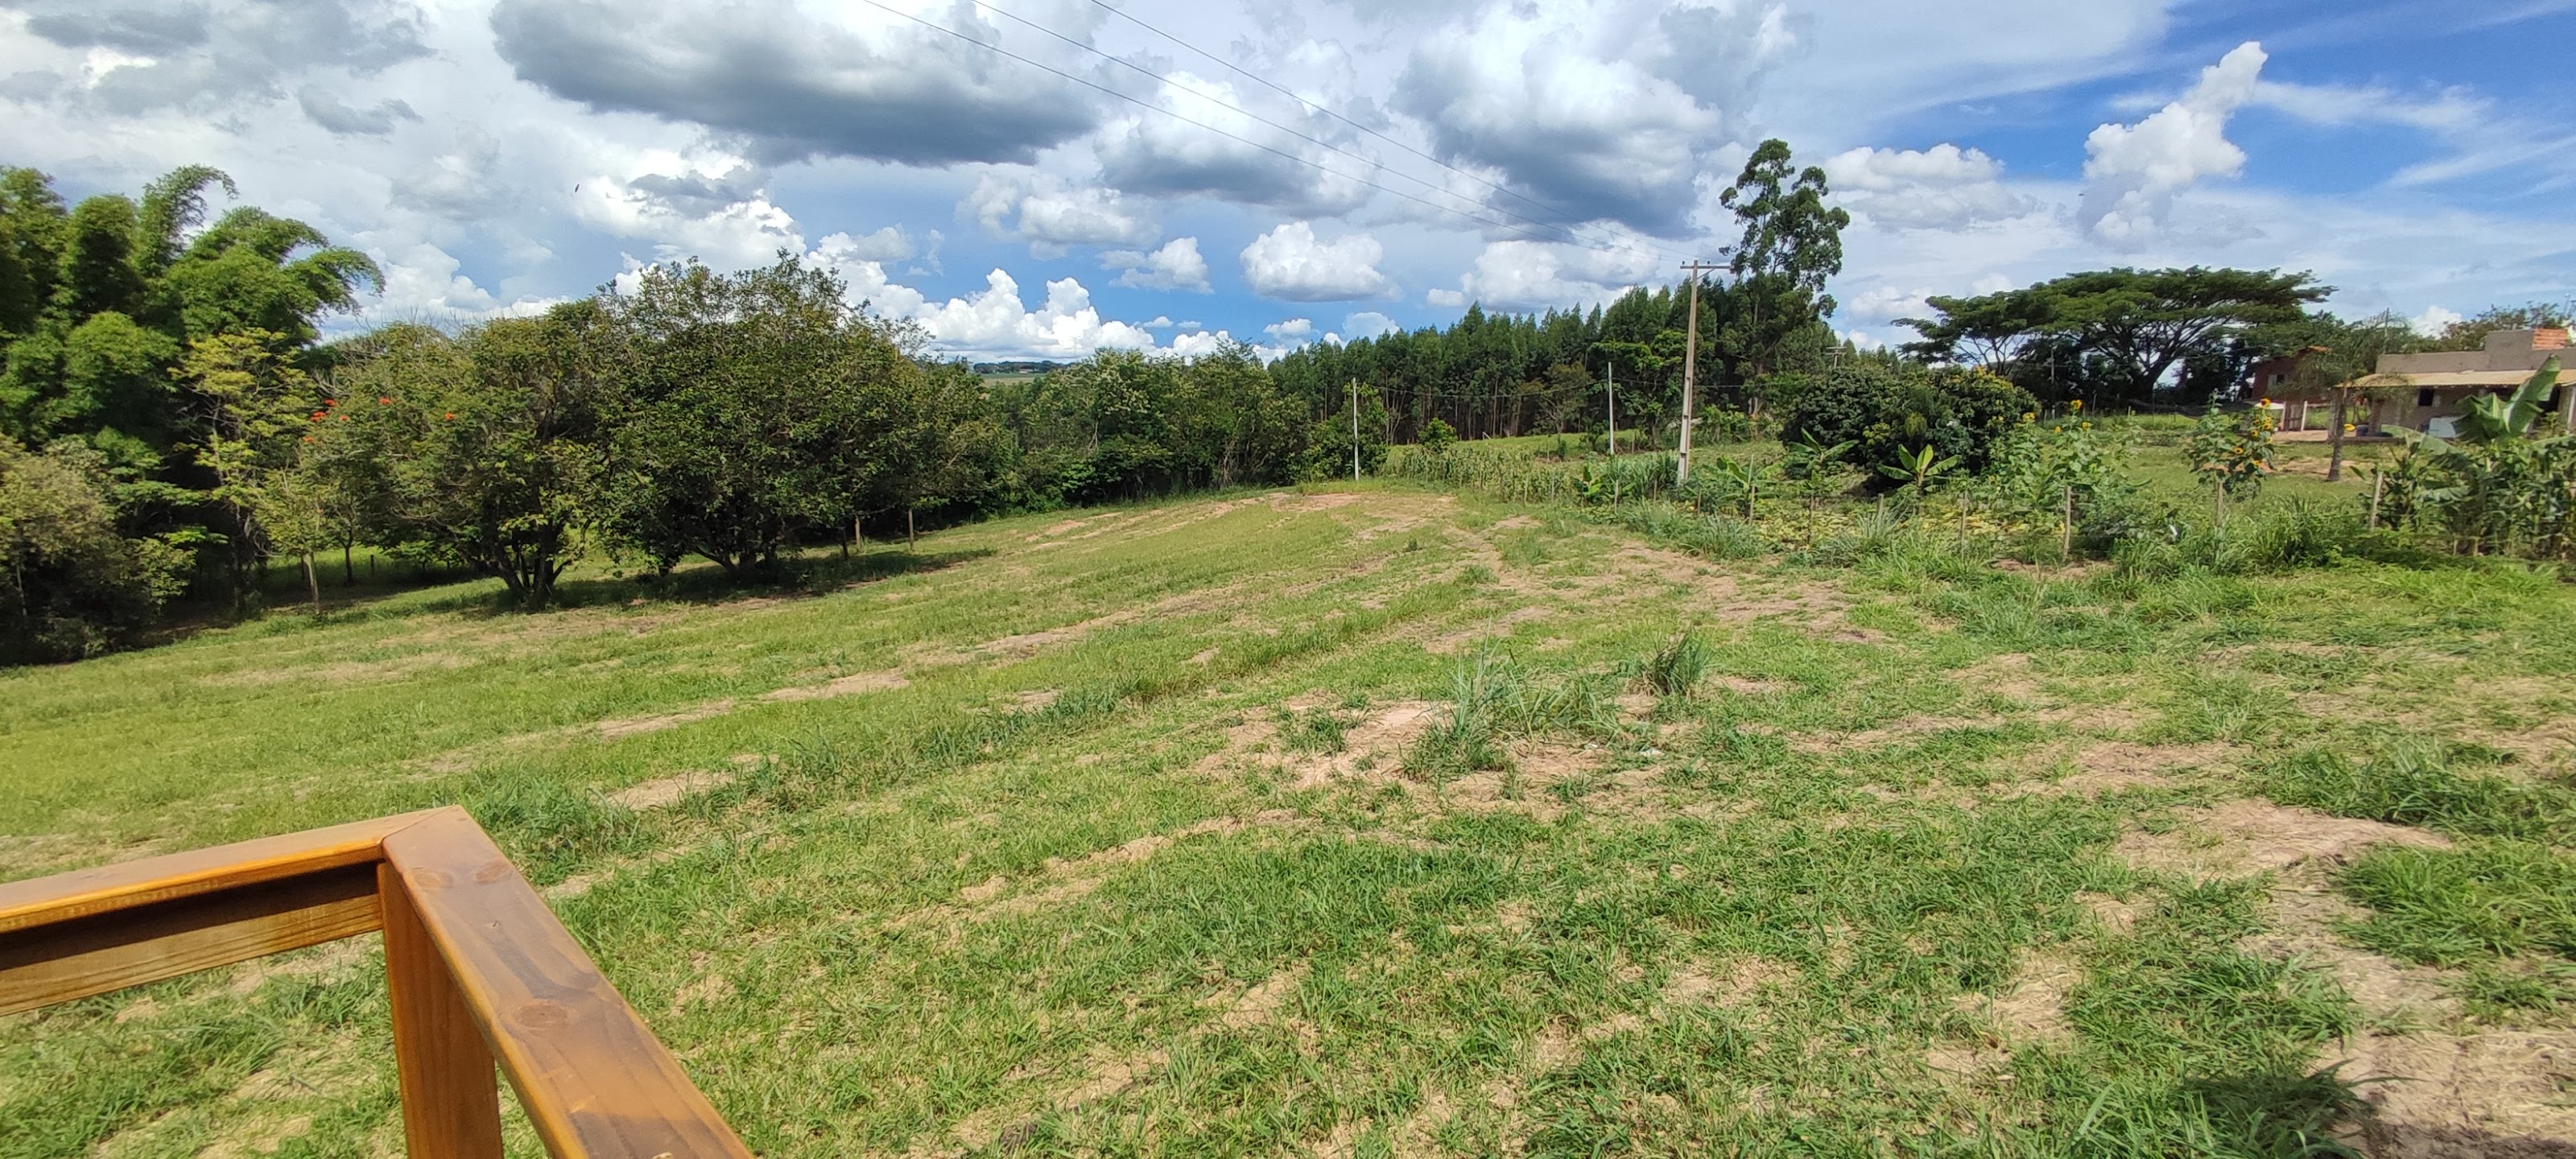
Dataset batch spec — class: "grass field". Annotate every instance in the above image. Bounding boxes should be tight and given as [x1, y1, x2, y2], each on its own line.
[6, 481, 2576, 1157]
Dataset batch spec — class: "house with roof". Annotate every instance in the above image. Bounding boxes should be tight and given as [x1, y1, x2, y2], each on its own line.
[2249, 327, 2575, 437]
[2375, 327, 2574, 437]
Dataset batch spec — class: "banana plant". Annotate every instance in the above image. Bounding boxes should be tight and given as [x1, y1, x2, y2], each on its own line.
[2454, 357, 2560, 445]
[1877, 443, 1959, 501]
[1707, 455, 1773, 518]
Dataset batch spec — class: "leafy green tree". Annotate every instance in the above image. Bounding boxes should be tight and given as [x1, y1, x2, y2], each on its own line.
[174, 329, 317, 607]
[1901, 268, 2326, 403]
[0, 435, 188, 662]
[1718, 139, 1849, 382]
[605, 254, 931, 578]
[328, 308, 621, 606]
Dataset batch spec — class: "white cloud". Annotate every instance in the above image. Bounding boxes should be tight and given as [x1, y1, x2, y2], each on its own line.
[1143, 315, 1175, 328]
[1100, 237, 1212, 293]
[360, 241, 557, 324]
[1392, 0, 1792, 233]
[1240, 221, 1392, 301]
[1342, 311, 1400, 340]
[1265, 317, 1315, 340]
[1824, 144, 2033, 229]
[2252, 80, 2485, 134]
[963, 171, 1158, 258]
[815, 226, 916, 264]
[911, 269, 1161, 360]
[1092, 72, 1375, 215]
[1426, 238, 1655, 311]
[1846, 285, 1933, 322]
[2079, 40, 2265, 248]
[2411, 304, 2464, 336]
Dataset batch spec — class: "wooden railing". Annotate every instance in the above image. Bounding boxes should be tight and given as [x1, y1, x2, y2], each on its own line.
[0, 806, 752, 1158]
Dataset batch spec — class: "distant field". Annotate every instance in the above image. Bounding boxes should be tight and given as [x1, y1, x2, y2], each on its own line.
[6, 482, 2575, 1157]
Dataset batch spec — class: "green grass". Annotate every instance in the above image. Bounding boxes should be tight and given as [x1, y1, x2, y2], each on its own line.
[5, 480, 2575, 1156]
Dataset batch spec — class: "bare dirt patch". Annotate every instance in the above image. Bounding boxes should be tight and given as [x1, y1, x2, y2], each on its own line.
[762, 670, 909, 702]
[2236, 864, 2576, 1157]
[1663, 956, 1790, 1009]
[606, 769, 736, 810]
[2112, 798, 2451, 882]
[597, 699, 737, 740]
[201, 651, 469, 687]
[2009, 740, 2235, 798]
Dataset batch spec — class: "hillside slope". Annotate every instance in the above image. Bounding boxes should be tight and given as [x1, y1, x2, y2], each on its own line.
[6, 483, 2574, 1157]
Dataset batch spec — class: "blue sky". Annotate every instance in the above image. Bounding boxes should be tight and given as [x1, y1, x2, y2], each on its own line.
[4, 0, 2571, 358]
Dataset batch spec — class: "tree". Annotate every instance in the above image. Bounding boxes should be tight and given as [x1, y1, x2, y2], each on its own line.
[329, 308, 621, 607]
[0, 435, 188, 662]
[1900, 288, 2054, 369]
[2288, 312, 2415, 482]
[174, 329, 316, 608]
[1901, 268, 2327, 403]
[2421, 303, 2571, 352]
[1718, 139, 1850, 384]
[605, 254, 931, 578]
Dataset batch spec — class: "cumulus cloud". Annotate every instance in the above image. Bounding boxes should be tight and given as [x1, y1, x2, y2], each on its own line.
[488, 0, 1102, 167]
[1092, 72, 1374, 214]
[1101, 237, 1212, 292]
[2410, 304, 2463, 336]
[13, 0, 427, 113]
[2079, 40, 2265, 248]
[1425, 238, 1655, 311]
[1343, 311, 1401, 340]
[1824, 144, 2032, 229]
[297, 88, 418, 136]
[1393, 0, 1793, 233]
[964, 171, 1158, 257]
[361, 241, 557, 324]
[1240, 221, 1391, 301]
[573, 157, 805, 269]
[910, 269, 1161, 359]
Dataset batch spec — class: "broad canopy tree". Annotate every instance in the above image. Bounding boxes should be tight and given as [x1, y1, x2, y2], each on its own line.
[1901, 267, 2327, 403]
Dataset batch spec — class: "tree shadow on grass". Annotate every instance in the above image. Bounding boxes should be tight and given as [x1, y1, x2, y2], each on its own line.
[531, 546, 997, 612]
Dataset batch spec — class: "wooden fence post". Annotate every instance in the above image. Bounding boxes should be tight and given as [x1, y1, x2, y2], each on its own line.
[381, 862, 505, 1159]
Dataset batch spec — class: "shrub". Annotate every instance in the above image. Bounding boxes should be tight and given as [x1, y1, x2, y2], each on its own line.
[0, 437, 189, 662]
[1780, 362, 2035, 482]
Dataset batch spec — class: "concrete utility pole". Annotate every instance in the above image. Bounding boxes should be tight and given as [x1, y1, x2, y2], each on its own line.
[1606, 361, 1619, 505]
[1678, 259, 1723, 485]
[1605, 361, 1616, 458]
[1349, 378, 1361, 481]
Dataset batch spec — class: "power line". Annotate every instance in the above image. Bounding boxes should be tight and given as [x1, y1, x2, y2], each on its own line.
[853, 0, 1684, 270]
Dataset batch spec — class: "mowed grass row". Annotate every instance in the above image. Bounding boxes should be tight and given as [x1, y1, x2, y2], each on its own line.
[4, 481, 2574, 1157]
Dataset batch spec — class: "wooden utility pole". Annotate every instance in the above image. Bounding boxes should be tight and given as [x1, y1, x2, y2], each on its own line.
[1678, 260, 1723, 485]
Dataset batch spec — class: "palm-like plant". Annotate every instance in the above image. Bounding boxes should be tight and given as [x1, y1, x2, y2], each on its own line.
[1878, 443, 1959, 501]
